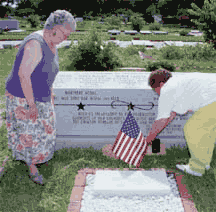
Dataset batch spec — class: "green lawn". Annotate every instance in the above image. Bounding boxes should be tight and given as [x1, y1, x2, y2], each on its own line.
[0, 20, 216, 212]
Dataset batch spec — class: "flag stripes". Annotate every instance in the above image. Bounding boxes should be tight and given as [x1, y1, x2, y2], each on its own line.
[111, 111, 148, 168]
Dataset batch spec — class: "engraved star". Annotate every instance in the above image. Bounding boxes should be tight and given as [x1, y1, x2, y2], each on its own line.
[77, 102, 85, 110]
[127, 102, 135, 111]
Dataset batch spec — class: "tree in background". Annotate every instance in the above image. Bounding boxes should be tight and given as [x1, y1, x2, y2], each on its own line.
[7, 0, 159, 23]
[0, 0, 18, 17]
[12, 0, 45, 28]
[13, 0, 43, 18]
[130, 12, 146, 31]
[187, 0, 216, 49]
[7, 0, 206, 28]
[113, 8, 136, 24]
[156, 0, 204, 25]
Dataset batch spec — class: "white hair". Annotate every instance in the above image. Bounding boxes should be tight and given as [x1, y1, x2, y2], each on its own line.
[44, 10, 76, 31]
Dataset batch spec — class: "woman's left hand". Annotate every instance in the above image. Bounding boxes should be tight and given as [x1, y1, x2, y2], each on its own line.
[51, 93, 56, 107]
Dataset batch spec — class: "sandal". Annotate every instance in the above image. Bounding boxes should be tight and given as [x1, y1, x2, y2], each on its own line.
[29, 170, 45, 186]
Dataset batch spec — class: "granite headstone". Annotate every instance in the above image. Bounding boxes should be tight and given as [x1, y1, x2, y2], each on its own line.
[53, 71, 216, 151]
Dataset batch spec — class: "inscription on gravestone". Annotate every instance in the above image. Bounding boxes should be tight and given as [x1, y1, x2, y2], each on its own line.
[52, 72, 210, 151]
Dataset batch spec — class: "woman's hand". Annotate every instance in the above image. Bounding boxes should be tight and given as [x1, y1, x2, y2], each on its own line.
[51, 92, 56, 107]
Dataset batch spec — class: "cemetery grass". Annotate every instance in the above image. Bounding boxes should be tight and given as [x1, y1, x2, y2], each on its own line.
[0, 23, 216, 211]
[0, 118, 216, 212]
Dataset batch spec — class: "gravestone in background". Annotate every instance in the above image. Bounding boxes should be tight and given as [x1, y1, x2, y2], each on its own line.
[53, 71, 216, 152]
[0, 20, 19, 30]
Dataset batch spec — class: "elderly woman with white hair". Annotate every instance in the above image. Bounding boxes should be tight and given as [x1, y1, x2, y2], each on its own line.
[4, 10, 76, 186]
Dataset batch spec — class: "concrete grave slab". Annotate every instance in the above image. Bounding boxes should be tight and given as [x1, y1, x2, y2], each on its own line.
[108, 30, 121, 35]
[124, 30, 139, 35]
[190, 30, 201, 33]
[173, 42, 186, 47]
[154, 42, 167, 49]
[92, 170, 171, 197]
[7, 29, 26, 33]
[132, 40, 156, 46]
[164, 41, 178, 46]
[117, 67, 146, 71]
[182, 42, 200, 47]
[140, 31, 152, 35]
[153, 31, 168, 35]
[118, 41, 132, 48]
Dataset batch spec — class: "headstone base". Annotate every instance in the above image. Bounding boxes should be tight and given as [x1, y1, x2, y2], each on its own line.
[54, 136, 188, 152]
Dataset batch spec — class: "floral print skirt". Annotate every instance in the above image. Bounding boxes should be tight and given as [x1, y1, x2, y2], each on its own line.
[5, 90, 56, 166]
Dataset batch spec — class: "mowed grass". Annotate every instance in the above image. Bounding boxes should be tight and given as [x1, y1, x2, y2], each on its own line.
[0, 18, 216, 212]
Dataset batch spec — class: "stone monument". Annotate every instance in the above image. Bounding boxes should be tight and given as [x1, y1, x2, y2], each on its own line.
[52, 71, 216, 152]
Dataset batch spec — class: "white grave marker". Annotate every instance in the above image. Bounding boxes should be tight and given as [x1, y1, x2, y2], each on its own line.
[92, 170, 171, 197]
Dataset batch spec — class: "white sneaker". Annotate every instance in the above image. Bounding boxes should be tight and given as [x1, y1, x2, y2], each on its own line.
[176, 164, 203, 177]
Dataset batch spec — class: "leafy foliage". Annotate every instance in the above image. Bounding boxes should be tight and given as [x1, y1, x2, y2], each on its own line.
[148, 23, 161, 31]
[187, 0, 216, 49]
[103, 15, 124, 30]
[65, 27, 123, 71]
[26, 14, 41, 28]
[145, 60, 177, 72]
[159, 42, 216, 61]
[125, 45, 147, 56]
[130, 13, 146, 31]
[179, 29, 189, 36]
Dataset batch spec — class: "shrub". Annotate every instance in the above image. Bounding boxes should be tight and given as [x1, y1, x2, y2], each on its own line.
[159, 42, 216, 61]
[159, 45, 184, 60]
[103, 15, 123, 29]
[65, 27, 123, 71]
[27, 14, 41, 28]
[0, 27, 3, 34]
[125, 45, 147, 56]
[130, 13, 145, 32]
[148, 23, 160, 31]
[145, 60, 176, 72]
[179, 29, 188, 36]
[187, 0, 216, 50]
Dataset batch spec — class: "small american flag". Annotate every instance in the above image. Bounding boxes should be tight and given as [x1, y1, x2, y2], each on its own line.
[112, 111, 148, 168]
[138, 51, 155, 60]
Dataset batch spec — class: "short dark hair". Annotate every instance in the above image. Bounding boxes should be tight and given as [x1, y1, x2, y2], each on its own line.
[148, 69, 172, 89]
